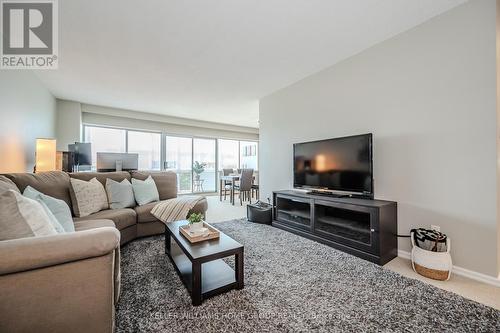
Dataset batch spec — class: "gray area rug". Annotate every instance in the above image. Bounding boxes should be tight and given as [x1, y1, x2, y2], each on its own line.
[116, 219, 499, 332]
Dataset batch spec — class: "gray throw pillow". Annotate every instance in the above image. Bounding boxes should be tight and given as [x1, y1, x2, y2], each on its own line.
[131, 176, 160, 206]
[23, 186, 75, 232]
[106, 178, 136, 209]
[0, 190, 57, 241]
[36, 199, 66, 233]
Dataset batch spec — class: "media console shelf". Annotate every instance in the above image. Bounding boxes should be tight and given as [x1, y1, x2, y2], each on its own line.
[273, 190, 397, 265]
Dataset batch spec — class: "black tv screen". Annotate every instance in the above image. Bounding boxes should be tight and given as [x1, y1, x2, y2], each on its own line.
[293, 134, 373, 194]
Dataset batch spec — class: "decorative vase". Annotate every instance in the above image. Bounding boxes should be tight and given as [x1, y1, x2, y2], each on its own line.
[190, 221, 204, 232]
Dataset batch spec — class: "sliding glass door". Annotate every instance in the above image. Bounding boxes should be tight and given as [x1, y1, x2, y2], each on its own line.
[165, 136, 192, 194]
[165, 136, 217, 193]
[193, 138, 216, 192]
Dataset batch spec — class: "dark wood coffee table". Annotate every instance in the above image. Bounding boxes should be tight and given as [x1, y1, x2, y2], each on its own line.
[164, 220, 244, 306]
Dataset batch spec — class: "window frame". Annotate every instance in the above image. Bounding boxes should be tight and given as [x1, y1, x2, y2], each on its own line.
[83, 124, 163, 171]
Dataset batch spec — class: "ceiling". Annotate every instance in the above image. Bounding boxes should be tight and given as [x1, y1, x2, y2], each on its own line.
[36, 0, 466, 128]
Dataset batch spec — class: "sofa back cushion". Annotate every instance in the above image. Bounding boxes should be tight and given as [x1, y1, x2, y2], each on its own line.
[0, 190, 57, 241]
[2, 171, 73, 213]
[131, 171, 177, 200]
[69, 171, 131, 186]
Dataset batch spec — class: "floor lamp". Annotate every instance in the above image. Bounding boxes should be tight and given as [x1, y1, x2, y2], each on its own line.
[35, 138, 57, 173]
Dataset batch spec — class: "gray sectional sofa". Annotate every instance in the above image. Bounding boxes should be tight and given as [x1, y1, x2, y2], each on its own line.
[0, 170, 208, 333]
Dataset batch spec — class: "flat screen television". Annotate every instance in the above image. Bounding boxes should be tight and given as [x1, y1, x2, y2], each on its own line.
[293, 133, 373, 197]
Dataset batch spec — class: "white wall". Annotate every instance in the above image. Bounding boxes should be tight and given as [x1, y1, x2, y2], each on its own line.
[54, 101, 259, 142]
[81, 103, 259, 141]
[56, 100, 82, 151]
[497, 0, 500, 277]
[0, 72, 56, 173]
[260, 0, 498, 277]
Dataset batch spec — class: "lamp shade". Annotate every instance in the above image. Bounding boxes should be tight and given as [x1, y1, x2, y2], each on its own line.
[35, 138, 57, 172]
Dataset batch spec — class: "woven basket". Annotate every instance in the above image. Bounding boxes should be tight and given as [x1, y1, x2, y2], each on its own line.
[411, 232, 452, 281]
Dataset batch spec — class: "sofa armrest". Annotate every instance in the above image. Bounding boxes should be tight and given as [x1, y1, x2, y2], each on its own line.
[0, 227, 120, 275]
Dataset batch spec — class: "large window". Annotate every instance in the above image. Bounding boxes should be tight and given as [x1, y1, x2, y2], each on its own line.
[127, 131, 161, 170]
[84, 126, 126, 168]
[165, 136, 192, 194]
[83, 125, 258, 193]
[84, 126, 161, 170]
[218, 139, 239, 171]
[218, 139, 258, 171]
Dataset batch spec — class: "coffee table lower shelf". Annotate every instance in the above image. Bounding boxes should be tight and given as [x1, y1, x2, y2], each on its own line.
[164, 224, 244, 306]
[170, 244, 239, 298]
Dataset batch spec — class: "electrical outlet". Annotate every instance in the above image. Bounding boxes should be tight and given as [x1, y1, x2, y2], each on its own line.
[430, 225, 440, 232]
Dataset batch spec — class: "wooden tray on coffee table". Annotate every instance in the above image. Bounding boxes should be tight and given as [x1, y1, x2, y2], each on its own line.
[179, 222, 220, 243]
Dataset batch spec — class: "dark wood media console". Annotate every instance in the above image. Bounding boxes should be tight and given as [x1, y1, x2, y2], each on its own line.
[272, 190, 397, 265]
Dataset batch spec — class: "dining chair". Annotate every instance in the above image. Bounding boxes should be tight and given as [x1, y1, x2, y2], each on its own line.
[222, 168, 233, 201]
[235, 168, 253, 205]
[251, 171, 259, 200]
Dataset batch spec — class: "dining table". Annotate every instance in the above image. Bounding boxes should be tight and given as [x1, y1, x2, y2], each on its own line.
[219, 174, 240, 205]
[220, 173, 257, 205]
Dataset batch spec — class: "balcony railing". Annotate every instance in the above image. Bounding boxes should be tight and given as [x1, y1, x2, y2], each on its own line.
[173, 169, 216, 194]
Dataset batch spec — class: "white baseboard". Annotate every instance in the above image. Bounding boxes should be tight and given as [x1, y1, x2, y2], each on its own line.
[397, 250, 500, 288]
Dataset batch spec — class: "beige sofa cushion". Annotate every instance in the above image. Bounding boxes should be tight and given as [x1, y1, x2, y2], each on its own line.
[74, 208, 136, 230]
[131, 171, 177, 200]
[70, 178, 109, 217]
[0, 190, 57, 241]
[134, 202, 159, 223]
[74, 219, 115, 232]
[3, 171, 72, 213]
[69, 171, 131, 186]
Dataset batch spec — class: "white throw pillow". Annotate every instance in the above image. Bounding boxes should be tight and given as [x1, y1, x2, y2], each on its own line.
[0, 190, 57, 241]
[70, 177, 109, 217]
[23, 186, 75, 232]
[106, 178, 136, 209]
[131, 176, 160, 206]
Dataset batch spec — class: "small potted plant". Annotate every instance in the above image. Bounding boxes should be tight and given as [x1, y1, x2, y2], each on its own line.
[188, 212, 204, 232]
[193, 161, 207, 181]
